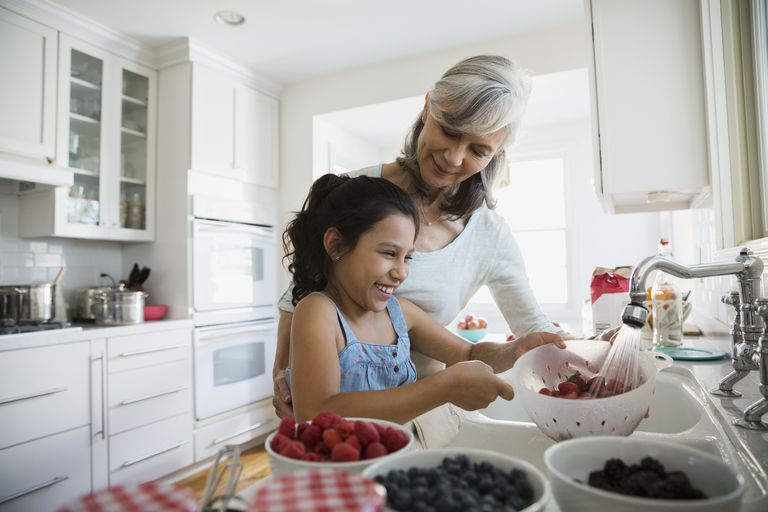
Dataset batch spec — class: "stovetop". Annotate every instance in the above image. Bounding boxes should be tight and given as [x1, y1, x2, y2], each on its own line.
[0, 321, 71, 336]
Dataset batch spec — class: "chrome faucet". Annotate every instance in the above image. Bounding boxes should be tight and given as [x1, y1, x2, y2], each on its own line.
[621, 248, 768, 431]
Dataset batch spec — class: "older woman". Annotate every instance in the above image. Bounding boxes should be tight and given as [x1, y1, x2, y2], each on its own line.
[274, 55, 583, 417]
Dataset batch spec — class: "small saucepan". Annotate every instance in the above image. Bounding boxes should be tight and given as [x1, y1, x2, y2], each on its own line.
[0, 283, 56, 323]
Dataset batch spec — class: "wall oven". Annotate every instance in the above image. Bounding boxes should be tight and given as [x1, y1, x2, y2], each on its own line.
[194, 319, 277, 420]
[191, 218, 277, 326]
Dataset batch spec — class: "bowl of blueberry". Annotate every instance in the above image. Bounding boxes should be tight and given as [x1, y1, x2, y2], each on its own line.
[544, 436, 744, 512]
[266, 412, 414, 477]
[362, 447, 549, 511]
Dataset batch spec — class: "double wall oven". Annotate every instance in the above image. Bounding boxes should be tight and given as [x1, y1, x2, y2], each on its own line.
[190, 196, 278, 421]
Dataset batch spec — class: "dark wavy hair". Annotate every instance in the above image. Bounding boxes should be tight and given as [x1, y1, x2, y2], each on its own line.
[283, 174, 419, 306]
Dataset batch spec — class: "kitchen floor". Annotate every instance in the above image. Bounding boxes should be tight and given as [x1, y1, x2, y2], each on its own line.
[176, 444, 271, 500]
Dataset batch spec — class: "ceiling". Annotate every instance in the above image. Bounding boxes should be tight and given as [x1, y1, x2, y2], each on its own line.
[49, 0, 586, 85]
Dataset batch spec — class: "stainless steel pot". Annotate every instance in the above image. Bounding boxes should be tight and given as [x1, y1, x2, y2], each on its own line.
[93, 290, 147, 325]
[0, 283, 55, 323]
[78, 285, 124, 321]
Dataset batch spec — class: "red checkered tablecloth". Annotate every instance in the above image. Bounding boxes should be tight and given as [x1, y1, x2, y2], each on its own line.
[58, 482, 198, 512]
[249, 470, 386, 512]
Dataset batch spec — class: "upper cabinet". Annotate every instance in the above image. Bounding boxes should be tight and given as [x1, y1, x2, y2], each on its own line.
[587, 0, 710, 213]
[19, 35, 157, 241]
[0, 7, 57, 161]
[191, 64, 278, 189]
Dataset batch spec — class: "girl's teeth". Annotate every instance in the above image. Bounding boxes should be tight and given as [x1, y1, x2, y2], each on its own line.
[376, 284, 393, 294]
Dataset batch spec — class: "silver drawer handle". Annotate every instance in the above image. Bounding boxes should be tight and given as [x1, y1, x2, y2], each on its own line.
[118, 344, 186, 357]
[211, 419, 272, 446]
[198, 325, 276, 342]
[119, 386, 188, 406]
[0, 475, 69, 504]
[0, 387, 68, 406]
[121, 441, 187, 468]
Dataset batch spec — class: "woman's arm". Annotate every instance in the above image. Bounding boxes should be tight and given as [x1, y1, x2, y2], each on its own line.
[271, 310, 294, 418]
[400, 298, 565, 373]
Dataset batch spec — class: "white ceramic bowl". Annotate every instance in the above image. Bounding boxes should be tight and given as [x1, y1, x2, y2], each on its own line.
[544, 436, 744, 512]
[362, 447, 550, 512]
[457, 327, 487, 343]
[510, 340, 673, 441]
[265, 417, 415, 477]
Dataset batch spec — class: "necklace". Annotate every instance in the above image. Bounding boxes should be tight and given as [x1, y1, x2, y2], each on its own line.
[419, 200, 443, 226]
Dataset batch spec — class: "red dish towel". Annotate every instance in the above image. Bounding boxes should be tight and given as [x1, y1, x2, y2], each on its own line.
[58, 482, 197, 512]
[250, 470, 386, 512]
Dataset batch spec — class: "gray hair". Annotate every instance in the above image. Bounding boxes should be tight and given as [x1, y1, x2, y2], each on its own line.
[396, 55, 532, 216]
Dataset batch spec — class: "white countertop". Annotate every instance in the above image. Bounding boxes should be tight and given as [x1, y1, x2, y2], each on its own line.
[0, 319, 195, 352]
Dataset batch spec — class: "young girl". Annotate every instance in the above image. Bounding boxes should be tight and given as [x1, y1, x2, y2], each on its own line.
[283, 174, 565, 423]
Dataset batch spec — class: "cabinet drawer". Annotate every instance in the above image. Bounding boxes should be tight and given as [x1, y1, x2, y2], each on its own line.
[0, 343, 89, 449]
[109, 413, 193, 486]
[0, 426, 91, 512]
[194, 403, 277, 462]
[108, 329, 191, 373]
[109, 359, 192, 434]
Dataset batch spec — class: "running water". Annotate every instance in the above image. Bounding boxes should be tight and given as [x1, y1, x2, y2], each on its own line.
[588, 324, 645, 398]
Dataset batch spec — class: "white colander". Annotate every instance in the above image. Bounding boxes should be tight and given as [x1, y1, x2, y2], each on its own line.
[509, 340, 673, 441]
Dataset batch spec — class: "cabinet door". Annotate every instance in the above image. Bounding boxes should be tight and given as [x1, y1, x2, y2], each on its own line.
[191, 65, 236, 176]
[0, 7, 57, 160]
[235, 85, 278, 188]
[111, 57, 156, 241]
[0, 8, 57, 159]
[589, 0, 709, 212]
[54, 35, 112, 238]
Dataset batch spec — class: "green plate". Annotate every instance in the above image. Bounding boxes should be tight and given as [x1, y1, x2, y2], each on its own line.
[655, 346, 728, 361]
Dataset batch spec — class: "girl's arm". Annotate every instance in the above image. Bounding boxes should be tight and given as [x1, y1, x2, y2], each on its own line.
[290, 295, 514, 423]
[400, 298, 565, 372]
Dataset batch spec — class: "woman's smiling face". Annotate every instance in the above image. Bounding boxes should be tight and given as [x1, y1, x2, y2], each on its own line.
[416, 111, 507, 190]
[330, 213, 416, 313]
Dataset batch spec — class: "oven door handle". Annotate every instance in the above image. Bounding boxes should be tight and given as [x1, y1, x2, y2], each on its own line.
[196, 324, 276, 343]
[194, 219, 274, 238]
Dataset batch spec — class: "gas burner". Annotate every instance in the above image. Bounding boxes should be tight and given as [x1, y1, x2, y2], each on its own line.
[0, 321, 70, 336]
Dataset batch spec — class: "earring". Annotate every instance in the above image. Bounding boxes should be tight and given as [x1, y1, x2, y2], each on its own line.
[334, 255, 341, 262]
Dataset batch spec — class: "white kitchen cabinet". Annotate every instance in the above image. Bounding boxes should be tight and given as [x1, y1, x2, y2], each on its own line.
[0, 342, 91, 512]
[0, 7, 57, 162]
[191, 64, 278, 188]
[587, 0, 710, 213]
[193, 398, 277, 462]
[0, 426, 91, 512]
[18, 34, 157, 241]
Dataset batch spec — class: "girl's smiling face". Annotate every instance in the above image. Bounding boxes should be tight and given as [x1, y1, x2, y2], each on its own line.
[328, 213, 416, 313]
[416, 112, 507, 190]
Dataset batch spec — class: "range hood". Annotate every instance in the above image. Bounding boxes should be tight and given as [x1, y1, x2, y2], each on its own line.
[0, 153, 74, 187]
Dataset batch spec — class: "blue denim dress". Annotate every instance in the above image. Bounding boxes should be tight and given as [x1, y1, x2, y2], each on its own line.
[286, 294, 418, 392]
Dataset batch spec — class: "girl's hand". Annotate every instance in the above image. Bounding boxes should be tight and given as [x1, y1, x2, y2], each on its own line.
[510, 332, 566, 363]
[443, 360, 515, 410]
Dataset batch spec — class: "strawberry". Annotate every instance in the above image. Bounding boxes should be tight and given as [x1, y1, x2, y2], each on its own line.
[322, 428, 343, 448]
[300, 424, 323, 448]
[354, 420, 380, 446]
[277, 417, 296, 438]
[270, 433, 292, 453]
[383, 428, 409, 453]
[345, 434, 361, 452]
[336, 420, 355, 439]
[281, 440, 306, 460]
[557, 381, 579, 394]
[331, 442, 360, 462]
[364, 442, 388, 459]
[311, 411, 339, 430]
[538, 387, 553, 396]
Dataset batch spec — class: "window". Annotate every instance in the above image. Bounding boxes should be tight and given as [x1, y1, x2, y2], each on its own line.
[469, 157, 569, 306]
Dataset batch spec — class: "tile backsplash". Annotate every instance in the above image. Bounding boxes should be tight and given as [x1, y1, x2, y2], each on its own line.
[0, 188, 123, 318]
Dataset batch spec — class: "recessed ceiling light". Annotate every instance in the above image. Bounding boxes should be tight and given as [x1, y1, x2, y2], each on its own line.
[214, 10, 245, 26]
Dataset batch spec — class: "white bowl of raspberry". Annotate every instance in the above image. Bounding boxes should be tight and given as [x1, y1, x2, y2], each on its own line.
[265, 412, 415, 477]
[544, 436, 744, 512]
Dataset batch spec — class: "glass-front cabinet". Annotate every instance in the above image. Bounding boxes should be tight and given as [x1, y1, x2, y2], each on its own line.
[19, 35, 155, 241]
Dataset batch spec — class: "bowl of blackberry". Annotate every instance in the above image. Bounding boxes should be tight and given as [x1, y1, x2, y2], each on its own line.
[362, 447, 549, 512]
[544, 436, 744, 512]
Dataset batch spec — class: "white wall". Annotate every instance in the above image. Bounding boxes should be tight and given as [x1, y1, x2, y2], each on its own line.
[278, 22, 591, 289]
[313, 118, 381, 176]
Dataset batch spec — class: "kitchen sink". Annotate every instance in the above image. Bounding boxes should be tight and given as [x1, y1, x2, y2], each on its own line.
[446, 365, 768, 512]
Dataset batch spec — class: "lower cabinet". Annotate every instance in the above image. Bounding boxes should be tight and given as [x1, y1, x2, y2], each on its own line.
[0, 426, 91, 512]
[194, 399, 278, 462]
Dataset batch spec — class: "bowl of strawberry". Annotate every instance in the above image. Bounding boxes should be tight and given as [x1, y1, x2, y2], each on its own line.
[509, 340, 673, 441]
[266, 411, 415, 476]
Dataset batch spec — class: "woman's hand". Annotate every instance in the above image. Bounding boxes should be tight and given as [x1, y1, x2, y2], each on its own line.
[272, 369, 294, 418]
[443, 360, 515, 410]
[590, 325, 621, 343]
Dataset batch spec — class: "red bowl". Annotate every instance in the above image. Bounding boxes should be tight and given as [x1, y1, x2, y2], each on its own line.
[144, 304, 168, 321]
